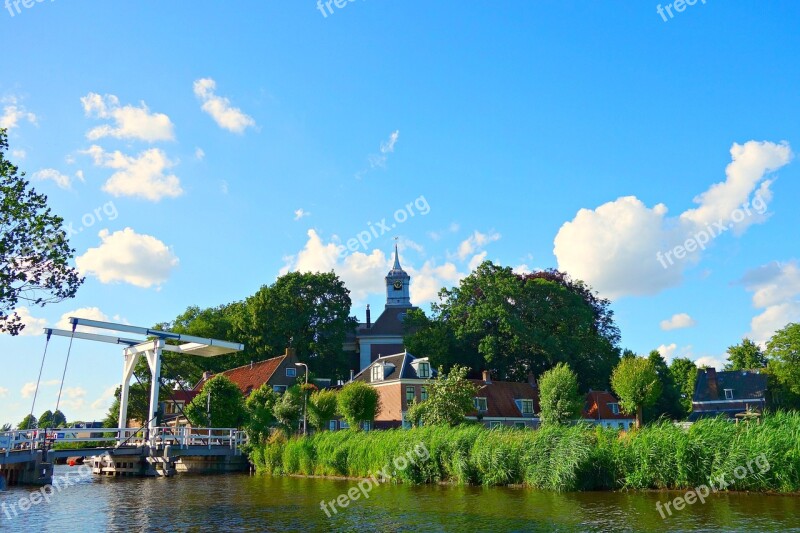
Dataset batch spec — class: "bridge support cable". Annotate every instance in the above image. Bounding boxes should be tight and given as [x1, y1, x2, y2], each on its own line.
[27, 329, 53, 430]
[53, 321, 77, 422]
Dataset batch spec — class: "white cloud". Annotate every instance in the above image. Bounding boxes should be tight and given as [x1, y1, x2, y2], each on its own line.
[20, 379, 60, 399]
[56, 307, 110, 331]
[81, 93, 175, 142]
[660, 313, 697, 331]
[33, 168, 72, 189]
[407, 260, 465, 304]
[75, 170, 85, 183]
[12, 149, 26, 159]
[357, 130, 400, 178]
[457, 230, 501, 260]
[0, 386, 8, 398]
[554, 141, 793, 299]
[739, 260, 800, 346]
[84, 145, 183, 201]
[10, 307, 48, 336]
[694, 355, 727, 371]
[193, 78, 255, 134]
[468, 252, 488, 272]
[76, 228, 179, 288]
[91, 385, 118, 410]
[294, 208, 310, 221]
[0, 97, 36, 130]
[195, 147, 205, 160]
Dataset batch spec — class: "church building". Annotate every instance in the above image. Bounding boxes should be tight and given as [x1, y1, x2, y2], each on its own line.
[344, 244, 417, 371]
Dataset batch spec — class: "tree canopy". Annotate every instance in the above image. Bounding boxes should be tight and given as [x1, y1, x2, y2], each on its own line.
[538, 362, 582, 425]
[725, 338, 767, 371]
[184, 375, 247, 428]
[766, 323, 800, 397]
[337, 381, 381, 429]
[0, 128, 83, 335]
[406, 364, 476, 427]
[611, 356, 662, 428]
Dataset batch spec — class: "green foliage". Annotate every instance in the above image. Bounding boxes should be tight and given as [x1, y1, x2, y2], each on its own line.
[413, 364, 476, 427]
[404, 262, 620, 390]
[725, 338, 767, 371]
[644, 350, 684, 422]
[307, 389, 338, 431]
[17, 414, 36, 430]
[38, 410, 66, 428]
[538, 363, 582, 425]
[245, 384, 279, 444]
[184, 375, 247, 428]
[1, 423, 10, 432]
[0, 129, 83, 335]
[253, 412, 800, 493]
[766, 323, 800, 397]
[103, 384, 150, 427]
[669, 357, 698, 416]
[273, 385, 304, 435]
[336, 381, 381, 429]
[611, 357, 662, 428]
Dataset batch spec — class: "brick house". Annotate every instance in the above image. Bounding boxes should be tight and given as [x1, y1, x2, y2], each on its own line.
[689, 368, 767, 421]
[582, 390, 635, 430]
[466, 371, 540, 428]
[351, 352, 436, 429]
[192, 347, 304, 397]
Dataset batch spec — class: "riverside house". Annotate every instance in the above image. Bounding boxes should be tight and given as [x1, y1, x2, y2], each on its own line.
[466, 371, 540, 428]
[192, 347, 304, 397]
[581, 390, 635, 430]
[689, 368, 767, 421]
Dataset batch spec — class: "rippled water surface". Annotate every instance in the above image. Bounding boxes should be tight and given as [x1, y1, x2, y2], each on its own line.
[1, 465, 799, 532]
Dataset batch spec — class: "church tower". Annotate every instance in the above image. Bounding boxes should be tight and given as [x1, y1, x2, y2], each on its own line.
[385, 243, 411, 308]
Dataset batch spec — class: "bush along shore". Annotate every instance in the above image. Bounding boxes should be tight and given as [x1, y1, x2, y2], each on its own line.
[249, 412, 800, 493]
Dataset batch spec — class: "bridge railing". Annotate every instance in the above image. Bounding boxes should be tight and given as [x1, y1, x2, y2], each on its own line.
[152, 427, 246, 453]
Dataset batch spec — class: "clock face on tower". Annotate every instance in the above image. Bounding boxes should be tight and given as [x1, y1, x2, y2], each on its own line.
[393, 280, 403, 290]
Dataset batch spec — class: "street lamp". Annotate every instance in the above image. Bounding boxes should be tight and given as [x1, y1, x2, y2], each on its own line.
[295, 362, 309, 436]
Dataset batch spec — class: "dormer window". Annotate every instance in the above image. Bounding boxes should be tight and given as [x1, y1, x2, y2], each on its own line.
[417, 362, 431, 378]
[474, 397, 488, 412]
[609, 403, 620, 415]
[372, 364, 384, 382]
[724, 389, 734, 400]
[515, 399, 534, 415]
[286, 367, 296, 378]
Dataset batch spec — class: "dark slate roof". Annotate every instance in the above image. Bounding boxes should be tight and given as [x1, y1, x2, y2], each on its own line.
[693, 369, 767, 402]
[353, 352, 436, 383]
[356, 306, 417, 337]
[468, 379, 540, 418]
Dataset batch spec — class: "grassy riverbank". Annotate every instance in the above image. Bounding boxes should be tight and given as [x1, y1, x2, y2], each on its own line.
[249, 412, 800, 492]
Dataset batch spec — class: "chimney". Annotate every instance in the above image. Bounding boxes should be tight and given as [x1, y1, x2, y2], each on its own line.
[366, 305, 371, 329]
[527, 372, 536, 387]
[482, 370, 491, 383]
[350, 369, 355, 382]
[202, 371, 212, 381]
[706, 367, 719, 398]
[285, 347, 296, 357]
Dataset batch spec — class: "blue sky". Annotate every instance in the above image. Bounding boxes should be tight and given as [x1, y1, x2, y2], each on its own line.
[1, 1, 799, 424]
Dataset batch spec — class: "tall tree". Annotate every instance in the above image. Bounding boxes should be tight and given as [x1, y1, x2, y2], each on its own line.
[17, 414, 37, 430]
[184, 375, 247, 428]
[0, 129, 83, 335]
[644, 350, 683, 422]
[766, 323, 800, 397]
[307, 389, 338, 432]
[245, 383, 279, 444]
[407, 261, 620, 389]
[336, 381, 381, 430]
[669, 357, 698, 417]
[538, 362, 583, 425]
[611, 357, 662, 429]
[406, 364, 477, 427]
[725, 338, 768, 370]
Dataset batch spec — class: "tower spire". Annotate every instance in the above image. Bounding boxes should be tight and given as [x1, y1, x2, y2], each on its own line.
[392, 238, 402, 270]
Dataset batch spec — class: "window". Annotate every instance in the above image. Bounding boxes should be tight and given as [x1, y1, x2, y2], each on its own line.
[329, 420, 337, 431]
[421, 386, 428, 401]
[514, 422, 526, 429]
[406, 386, 415, 403]
[518, 399, 534, 415]
[273, 385, 287, 394]
[362, 421, 372, 431]
[417, 362, 431, 378]
[724, 389, 734, 400]
[474, 397, 488, 412]
[286, 367, 297, 378]
[608, 403, 620, 415]
[339, 420, 350, 429]
[489, 421, 502, 429]
[371, 365, 383, 382]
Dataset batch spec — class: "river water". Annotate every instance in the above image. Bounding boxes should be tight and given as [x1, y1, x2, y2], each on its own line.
[1, 465, 799, 532]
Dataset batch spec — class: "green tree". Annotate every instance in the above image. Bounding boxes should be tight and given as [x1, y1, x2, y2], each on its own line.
[1, 423, 10, 432]
[336, 381, 381, 430]
[245, 384, 279, 444]
[0, 128, 83, 335]
[51, 409, 66, 427]
[611, 357, 662, 429]
[184, 375, 247, 428]
[103, 384, 150, 427]
[38, 410, 54, 428]
[273, 385, 304, 435]
[410, 364, 477, 427]
[538, 363, 583, 425]
[644, 350, 683, 422]
[725, 338, 767, 371]
[17, 414, 37, 430]
[669, 357, 698, 417]
[405, 262, 620, 390]
[766, 323, 800, 397]
[307, 389, 338, 431]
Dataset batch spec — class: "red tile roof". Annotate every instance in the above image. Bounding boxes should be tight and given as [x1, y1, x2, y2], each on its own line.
[166, 390, 199, 403]
[468, 379, 540, 418]
[194, 354, 286, 396]
[582, 390, 632, 420]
